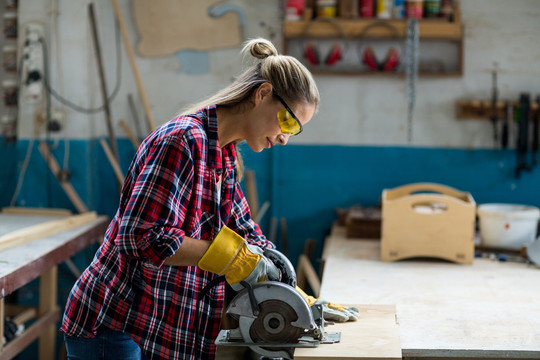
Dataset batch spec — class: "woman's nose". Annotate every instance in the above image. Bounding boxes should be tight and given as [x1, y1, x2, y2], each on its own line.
[278, 133, 290, 145]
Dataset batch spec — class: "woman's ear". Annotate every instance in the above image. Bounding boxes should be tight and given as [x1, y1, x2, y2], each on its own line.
[254, 83, 273, 105]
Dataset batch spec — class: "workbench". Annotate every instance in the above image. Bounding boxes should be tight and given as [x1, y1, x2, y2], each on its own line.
[0, 213, 108, 360]
[321, 224, 540, 360]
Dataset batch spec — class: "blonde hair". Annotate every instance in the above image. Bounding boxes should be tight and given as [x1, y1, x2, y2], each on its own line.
[182, 38, 320, 179]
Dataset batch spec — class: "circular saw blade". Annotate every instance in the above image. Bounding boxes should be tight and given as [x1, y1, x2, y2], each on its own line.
[249, 300, 302, 344]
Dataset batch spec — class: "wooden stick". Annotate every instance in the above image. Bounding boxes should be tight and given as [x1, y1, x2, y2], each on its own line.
[88, 3, 119, 161]
[111, 0, 156, 131]
[38, 142, 89, 213]
[118, 119, 141, 149]
[297, 254, 321, 297]
[1, 207, 72, 216]
[99, 138, 125, 187]
[128, 93, 144, 137]
[244, 171, 259, 219]
[0, 212, 97, 252]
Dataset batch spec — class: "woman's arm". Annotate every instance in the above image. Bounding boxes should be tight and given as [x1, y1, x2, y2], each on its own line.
[164, 236, 210, 266]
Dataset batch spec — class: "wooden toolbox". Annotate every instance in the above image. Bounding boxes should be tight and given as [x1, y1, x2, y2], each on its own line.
[381, 183, 476, 264]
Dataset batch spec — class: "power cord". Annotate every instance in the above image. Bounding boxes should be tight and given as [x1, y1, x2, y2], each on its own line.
[39, 15, 122, 114]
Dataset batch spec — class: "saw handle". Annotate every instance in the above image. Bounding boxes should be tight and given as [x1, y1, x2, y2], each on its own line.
[264, 248, 297, 288]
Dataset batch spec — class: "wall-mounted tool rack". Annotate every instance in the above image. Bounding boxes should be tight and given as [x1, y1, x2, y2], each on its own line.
[455, 100, 539, 121]
[282, 1, 463, 76]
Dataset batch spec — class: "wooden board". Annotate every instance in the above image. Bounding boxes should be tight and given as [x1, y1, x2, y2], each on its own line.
[216, 304, 401, 360]
[320, 224, 540, 358]
[0, 212, 97, 252]
[133, 0, 242, 57]
[294, 305, 401, 360]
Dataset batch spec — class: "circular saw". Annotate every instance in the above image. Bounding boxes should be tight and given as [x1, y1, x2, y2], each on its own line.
[215, 249, 341, 359]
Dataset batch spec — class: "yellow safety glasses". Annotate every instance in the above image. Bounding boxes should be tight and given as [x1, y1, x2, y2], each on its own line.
[274, 92, 303, 136]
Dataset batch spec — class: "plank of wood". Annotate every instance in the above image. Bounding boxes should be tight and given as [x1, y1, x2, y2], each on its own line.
[1, 207, 72, 216]
[38, 142, 89, 213]
[297, 254, 321, 297]
[294, 305, 401, 360]
[0, 212, 97, 252]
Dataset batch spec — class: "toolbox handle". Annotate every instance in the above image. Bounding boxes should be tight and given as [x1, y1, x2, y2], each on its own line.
[383, 182, 471, 202]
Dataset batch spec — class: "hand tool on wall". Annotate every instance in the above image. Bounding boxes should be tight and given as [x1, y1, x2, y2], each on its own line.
[501, 102, 511, 148]
[515, 93, 531, 178]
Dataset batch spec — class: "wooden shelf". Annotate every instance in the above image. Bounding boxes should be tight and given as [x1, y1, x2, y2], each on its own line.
[283, 18, 462, 40]
[283, 2, 463, 76]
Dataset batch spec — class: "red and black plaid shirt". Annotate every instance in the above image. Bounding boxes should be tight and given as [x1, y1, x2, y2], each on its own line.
[61, 105, 273, 359]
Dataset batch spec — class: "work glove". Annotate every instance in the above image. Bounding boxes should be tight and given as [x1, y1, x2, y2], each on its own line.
[198, 225, 280, 291]
[296, 286, 359, 323]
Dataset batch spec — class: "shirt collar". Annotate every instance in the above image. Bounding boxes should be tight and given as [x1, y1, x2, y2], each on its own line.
[203, 105, 237, 173]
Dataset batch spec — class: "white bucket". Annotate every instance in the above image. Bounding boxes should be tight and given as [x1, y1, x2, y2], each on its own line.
[477, 203, 540, 250]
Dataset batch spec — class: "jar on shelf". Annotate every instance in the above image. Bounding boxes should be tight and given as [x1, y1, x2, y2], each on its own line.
[424, 0, 441, 18]
[405, 0, 423, 19]
[317, 0, 337, 17]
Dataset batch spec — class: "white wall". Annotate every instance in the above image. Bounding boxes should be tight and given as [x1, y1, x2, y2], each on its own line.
[17, 0, 540, 149]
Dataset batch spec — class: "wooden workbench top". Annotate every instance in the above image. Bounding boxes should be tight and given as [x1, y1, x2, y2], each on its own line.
[320, 224, 540, 359]
[294, 305, 401, 360]
[0, 213, 108, 296]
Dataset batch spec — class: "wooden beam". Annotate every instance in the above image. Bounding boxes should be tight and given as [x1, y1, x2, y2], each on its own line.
[0, 212, 97, 252]
[38, 266, 57, 360]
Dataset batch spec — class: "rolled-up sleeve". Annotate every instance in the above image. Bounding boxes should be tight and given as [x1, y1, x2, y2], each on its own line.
[115, 134, 195, 267]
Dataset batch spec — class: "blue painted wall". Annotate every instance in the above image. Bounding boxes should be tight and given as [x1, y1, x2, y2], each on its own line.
[4, 138, 540, 265]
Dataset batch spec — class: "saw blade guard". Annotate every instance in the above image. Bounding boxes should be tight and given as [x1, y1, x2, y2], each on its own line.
[226, 281, 317, 332]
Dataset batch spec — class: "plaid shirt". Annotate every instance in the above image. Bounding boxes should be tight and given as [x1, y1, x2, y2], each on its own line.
[61, 105, 273, 359]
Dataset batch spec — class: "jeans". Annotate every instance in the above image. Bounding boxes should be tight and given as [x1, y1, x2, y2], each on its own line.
[64, 329, 148, 360]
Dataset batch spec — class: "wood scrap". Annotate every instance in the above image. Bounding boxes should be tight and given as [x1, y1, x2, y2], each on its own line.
[118, 119, 141, 149]
[0, 212, 97, 252]
[38, 142, 89, 213]
[1, 207, 72, 216]
[296, 254, 321, 297]
[99, 138, 125, 187]
[244, 171, 259, 219]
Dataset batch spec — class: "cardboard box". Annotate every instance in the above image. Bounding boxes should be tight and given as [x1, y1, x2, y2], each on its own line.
[381, 183, 476, 264]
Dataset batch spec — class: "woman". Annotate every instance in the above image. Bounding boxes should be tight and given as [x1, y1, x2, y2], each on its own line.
[61, 38, 319, 360]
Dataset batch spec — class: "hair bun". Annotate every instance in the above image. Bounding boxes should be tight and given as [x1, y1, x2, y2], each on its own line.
[242, 38, 278, 60]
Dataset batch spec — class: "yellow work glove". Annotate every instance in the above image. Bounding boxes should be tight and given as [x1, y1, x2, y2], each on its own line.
[198, 226, 280, 291]
[296, 286, 359, 323]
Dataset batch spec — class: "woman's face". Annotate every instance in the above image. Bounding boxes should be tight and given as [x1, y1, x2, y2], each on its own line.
[246, 86, 316, 153]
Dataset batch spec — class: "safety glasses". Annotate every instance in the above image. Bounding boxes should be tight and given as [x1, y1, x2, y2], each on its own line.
[273, 92, 303, 136]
